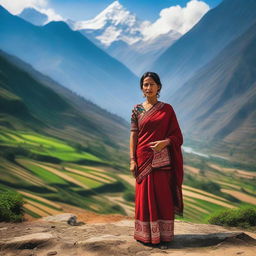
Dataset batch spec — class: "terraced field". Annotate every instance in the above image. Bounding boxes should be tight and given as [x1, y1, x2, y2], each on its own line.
[0, 155, 134, 218]
[182, 157, 256, 222]
[0, 130, 104, 162]
[1, 128, 255, 223]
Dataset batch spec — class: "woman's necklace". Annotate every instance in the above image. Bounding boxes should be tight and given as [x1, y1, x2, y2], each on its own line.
[143, 100, 158, 111]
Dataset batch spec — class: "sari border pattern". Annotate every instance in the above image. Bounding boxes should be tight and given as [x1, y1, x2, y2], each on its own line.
[134, 219, 174, 244]
[135, 155, 153, 184]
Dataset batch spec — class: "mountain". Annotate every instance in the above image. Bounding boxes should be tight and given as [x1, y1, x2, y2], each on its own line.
[2, 49, 129, 144]
[71, 1, 147, 47]
[170, 21, 256, 165]
[0, 5, 140, 119]
[15, 2, 182, 76]
[151, 0, 256, 96]
[105, 29, 181, 76]
[0, 49, 130, 164]
[19, 7, 48, 26]
[70, 1, 181, 75]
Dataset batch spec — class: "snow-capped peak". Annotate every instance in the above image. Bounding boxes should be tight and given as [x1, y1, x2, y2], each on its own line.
[73, 1, 145, 46]
[74, 1, 134, 30]
[104, 0, 123, 13]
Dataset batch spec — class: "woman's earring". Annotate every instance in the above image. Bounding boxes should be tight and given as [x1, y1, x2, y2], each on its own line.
[157, 91, 160, 98]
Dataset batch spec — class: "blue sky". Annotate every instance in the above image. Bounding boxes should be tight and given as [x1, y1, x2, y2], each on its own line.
[48, 0, 223, 22]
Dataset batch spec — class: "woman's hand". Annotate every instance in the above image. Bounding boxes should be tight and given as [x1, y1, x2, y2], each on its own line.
[130, 160, 137, 178]
[148, 139, 169, 152]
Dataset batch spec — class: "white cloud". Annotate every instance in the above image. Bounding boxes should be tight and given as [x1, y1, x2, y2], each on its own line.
[0, 0, 64, 23]
[40, 8, 64, 22]
[0, 0, 209, 42]
[142, 0, 210, 40]
[0, 0, 47, 14]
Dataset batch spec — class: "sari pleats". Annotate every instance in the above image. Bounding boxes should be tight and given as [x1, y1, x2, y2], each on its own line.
[134, 169, 175, 244]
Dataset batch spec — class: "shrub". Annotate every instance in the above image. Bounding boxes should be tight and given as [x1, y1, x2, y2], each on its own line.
[0, 190, 25, 222]
[104, 204, 126, 215]
[3, 152, 15, 161]
[185, 174, 221, 194]
[123, 191, 135, 202]
[194, 180, 221, 194]
[32, 154, 61, 163]
[207, 206, 256, 228]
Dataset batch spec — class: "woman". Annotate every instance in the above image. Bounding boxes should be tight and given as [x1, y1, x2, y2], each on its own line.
[130, 71, 184, 249]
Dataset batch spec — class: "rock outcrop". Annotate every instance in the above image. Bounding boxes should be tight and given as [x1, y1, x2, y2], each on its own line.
[0, 213, 256, 256]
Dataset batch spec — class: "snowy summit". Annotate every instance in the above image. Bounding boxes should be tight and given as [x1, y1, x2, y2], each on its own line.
[73, 1, 148, 46]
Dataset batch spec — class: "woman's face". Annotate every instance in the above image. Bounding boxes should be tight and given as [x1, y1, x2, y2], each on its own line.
[142, 77, 160, 98]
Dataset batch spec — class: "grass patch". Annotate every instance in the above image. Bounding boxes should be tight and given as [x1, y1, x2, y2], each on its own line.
[0, 190, 24, 222]
[0, 130, 104, 163]
[23, 207, 41, 219]
[123, 191, 135, 202]
[22, 195, 62, 211]
[185, 173, 241, 203]
[19, 162, 68, 185]
[67, 172, 102, 188]
[207, 206, 256, 228]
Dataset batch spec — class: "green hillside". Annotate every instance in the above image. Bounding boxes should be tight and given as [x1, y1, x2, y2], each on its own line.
[169, 21, 256, 166]
[0, 50, 255, 223]
[0, 50, 135, 218]
[0, 50, 130, 166]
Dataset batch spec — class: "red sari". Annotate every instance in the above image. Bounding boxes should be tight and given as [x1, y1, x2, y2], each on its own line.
[130, 101, 184, 244]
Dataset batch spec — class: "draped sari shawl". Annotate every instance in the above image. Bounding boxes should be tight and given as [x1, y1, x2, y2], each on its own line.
[131, 101, 184, 216]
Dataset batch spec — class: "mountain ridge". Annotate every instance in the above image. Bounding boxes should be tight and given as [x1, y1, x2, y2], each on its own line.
[0, 49, 130, 164]
[19, 7, 48, 26]
[151, 0, 256, 95]
[169, 20, 256, 165]
[0, 5, 140, 119]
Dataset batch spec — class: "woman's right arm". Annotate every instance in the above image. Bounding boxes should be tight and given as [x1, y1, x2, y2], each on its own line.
[130, 105, 139, 177]
[130, 131, 138, 177]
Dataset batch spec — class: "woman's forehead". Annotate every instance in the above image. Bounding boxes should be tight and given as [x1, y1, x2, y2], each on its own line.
[143, 76, 155, 82]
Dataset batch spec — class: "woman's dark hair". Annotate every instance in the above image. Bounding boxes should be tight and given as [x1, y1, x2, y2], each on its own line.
[140, 72, 162, 93]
